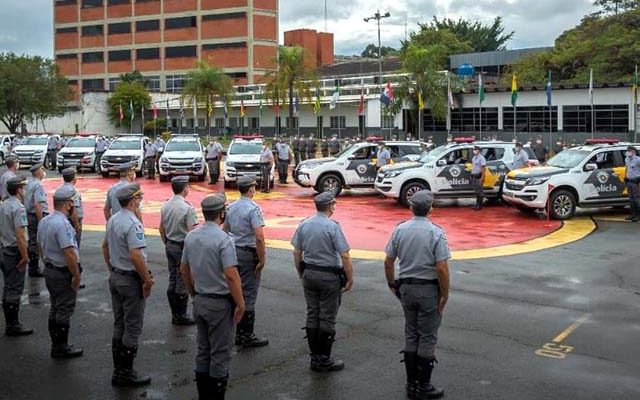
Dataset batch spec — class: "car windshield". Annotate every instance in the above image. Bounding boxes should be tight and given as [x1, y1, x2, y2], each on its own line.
[419, 145, 450, 163]
[24, 137, 48, 146]
[66, 138, 96, 148]
[109, 139, 141, 150]
[165, 140, 200, 152]
[229, 142, 263, 155]
[546, 150, 591, 169]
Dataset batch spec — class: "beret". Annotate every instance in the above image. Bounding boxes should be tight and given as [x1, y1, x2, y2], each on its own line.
[118, 161, 136, 172]
[6, 176, 28, 190]
[61, 167, 77, 177]
[237, 176, 257, 188]
[53, 185, 76, 201]
[171, 176, 190, 184]
[201, 193, 226, 211]
[409, 190, 434, 208]
[314, 191, 337, 206]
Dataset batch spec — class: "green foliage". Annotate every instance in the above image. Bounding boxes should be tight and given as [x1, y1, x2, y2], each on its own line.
[0, 53, 72, 133]
[361, 43, 398, 58]
[402, 26, 472, 69]
[143, 118, 167, 133]
[119, 71, 147, 87]
[182, 61, 233, 130]
[429, 17, 514, 52]
[107, 82, 151, 128]
[592, 0, 640, 16]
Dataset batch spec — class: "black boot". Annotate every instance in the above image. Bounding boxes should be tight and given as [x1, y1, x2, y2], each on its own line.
[404, 351, 418, 399]
[111, 345, 151, 387]
[306, 327, 320, 371]
[195, 372, 210, 400]
[415, 356, 444, 399]
[210, 376, 228, 400]
[172, 294, 195, 326]
[3, 303, 33, 336]
[51, 323, 83, 359]
[234, 314, 247, 345]
[237, 311, 268, 348]
[313, 330, 344, 372]
[632, 202, 640, 222]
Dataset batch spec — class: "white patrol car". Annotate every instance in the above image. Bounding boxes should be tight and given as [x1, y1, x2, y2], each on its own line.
[56, 135, 99, 173]
[293, 140, 425, 195]
[223, 135, 275, 188]
[100, 134, 149, 178]
[503, 140, 637, 220]
[12, 134, 61, 169]
[375, 139, 534, 206]
[159, 135, 206, 182]
[0, 134, 14, 164]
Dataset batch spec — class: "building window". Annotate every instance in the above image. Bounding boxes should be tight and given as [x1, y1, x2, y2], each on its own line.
[82, 51, 104, 63]
[316, 116, 323, 135]
[227, 72, 247, 79]
[563, 105, 629, 133]
[202, 42, 246, 50]
[422, 109, 447, 132]
[165, 16, 197, 30]
[108, 22, 131, 34]
[449, 107, 501, 133]
[382, 116, 395, 129]
[166, 75, 185, 93]
[215, 118, 225, 128]
[228, 117, 238, 129]
[56, 27, 77, 34]
[165, 46, 197, 58]
[330, 116, 346, 129]
[56, 0, 77, 5]
[286, 117, 299, 129]
[136, 48, 159, 60]
[81, 25, 103, 36]
[202, 12, 246, 21]
[145, 76, 160, 92]
[82, 78, 104, 91]
[108, 78, 121, 91]
[56, 53, 77, 60]
[108, 50, 130, 62]
[249, 117, 260, 129]
[136, 19, 159, 32]
[82, 0, 102, 8]
[502, 106, 558, 133]
[107, 0, 129, 4]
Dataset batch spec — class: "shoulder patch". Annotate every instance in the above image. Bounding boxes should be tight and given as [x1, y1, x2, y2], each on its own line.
[135, 223, 145, 240]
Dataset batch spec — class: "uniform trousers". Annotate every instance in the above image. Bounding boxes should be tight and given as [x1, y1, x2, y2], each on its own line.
[472, 175, 484, 206]
[109, 271, 146, 348]
[207, 159, 219, 182]
[399, 283, 441, 359]
[307, 151, 316, 160]
[0, 247, 25, 304]
[277, 159, 289, 183]
[146, 156, 156, 178]
[27, 213, 41, 271]
[294, 151, 301, 166]
[165, 240, 187, 296]
[302, 269, 342, 332]
[194, 295, 234, 378]
[260, 163, 271, 191]
[626, 181, 640, 213]
[236, 247, 260, 311]
[44, 265, 77, 325]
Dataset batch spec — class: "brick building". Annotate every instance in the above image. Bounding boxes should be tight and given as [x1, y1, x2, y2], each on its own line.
[283, 29, 333, 69]
[53, 0, 278, 97]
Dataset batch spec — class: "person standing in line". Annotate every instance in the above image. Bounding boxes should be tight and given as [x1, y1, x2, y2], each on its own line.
[96, 136, 109, 167]
[259, 143, 274, 193]
[104, 162, 141, 222]
[471, 146, 487, 211]
[329, 135, 341, 157]
[275, 139, 293, 184]
[24, 163, 48, 278]
[293, 136, 301, 166]
[205, 138, 223, 185]
[307, 135, 317, 160]
[299, 135, 308, 162]
[624, 145, 640, 222]
[533, 138, 548, 164]
[512, 142, 529, 170]
[320, 138, 329, 158]
[47, 136, 60, 171]
[144, 141, 158, 180]
[0, 155, 19, 201]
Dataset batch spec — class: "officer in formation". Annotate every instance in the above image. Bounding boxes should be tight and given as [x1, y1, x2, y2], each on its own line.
[306, 134, 317, 160]
[224, 176, 269, 348]
[103, 182, 154, 387]
[293, 136, 302, 166]
[291, 192, 353, 372]
[47, 136, 60, 171]
[384, 190, 449, 400]
[180, 193, 245, 399]
[275, 139, 293, 184]
[24, 163, 48, 277]
[299, 135, 308, 162]
[471, 146, 487, 211]
[155, 136, 166, 171]
[0, 177, 33, 336]
[59, 168, 83, 248]
[376, 144, 391, 171]
[329, 135, 341, 156]
[512, 142, 529, 170]
[205, 137, 223, 184]
[320, 138, 329, 157]
[144, 141, 158, 180]
[259, 143, 274, 193]
[159, 176, 198, 325]
[0, 155, 19, 201]
[103, 162, 141, 222]
[624, 145, 640, 222]
[38, 185, 83, 359]
[554, 139, 564, 155]
[96, 136, 109, 167]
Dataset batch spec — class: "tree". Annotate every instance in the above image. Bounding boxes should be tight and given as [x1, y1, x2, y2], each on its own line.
[428, 17, 514, 52]
[361, 43, 398, 58]
[263, 46, 317, 135]
[0, 53, 71, 133]
[593, 0, 640, 15]
[119, 70, 148, 87]
[401, 26, 473, 69]
[182, 61, 234, 135]
[107, 81, 151, 129]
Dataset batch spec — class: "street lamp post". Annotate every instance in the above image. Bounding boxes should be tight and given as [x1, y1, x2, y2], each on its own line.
[365, 10, 391, 138]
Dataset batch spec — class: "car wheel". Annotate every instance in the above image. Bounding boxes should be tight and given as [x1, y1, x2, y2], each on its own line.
[44, 154, 51, 169]
[317, 174, 343, 196]
[400, 181, 428, 207]
[549, 189, 576, 220]
[101, 171, 110, 178]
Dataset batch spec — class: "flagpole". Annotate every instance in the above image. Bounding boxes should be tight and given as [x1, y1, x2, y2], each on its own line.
[634, 64, 638, 143]
[589, 69, 595, 139]
[447, 72, 451, 137]
[479, 75, 482, 138]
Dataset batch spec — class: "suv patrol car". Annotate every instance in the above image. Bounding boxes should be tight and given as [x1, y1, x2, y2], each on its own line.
[0, 134, 14, 164]
[56, 134, 99, 173]
[100, 134, 149, 178]
[12, 134, 61, 169]
[224, 135, 274, 188]
[293, 140, 425, 195]
[375, 139, 534, 206]
[502, 139, 637, 220]
[159, 135, 206, 182]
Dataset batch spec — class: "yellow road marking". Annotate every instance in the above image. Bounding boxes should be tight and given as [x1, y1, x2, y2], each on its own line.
[552, 313, 590, 343]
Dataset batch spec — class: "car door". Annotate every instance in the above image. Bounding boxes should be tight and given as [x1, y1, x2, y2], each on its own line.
[344, 145, 377, 185]
[435, 146, 473, 193]
[481, 146, 508, 193]
[582, 150, 625, 201]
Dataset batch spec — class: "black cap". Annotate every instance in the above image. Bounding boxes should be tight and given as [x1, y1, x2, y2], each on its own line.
[409, 190, 434, 208]
[201, 193, 226, 211]
[61, 167, 77, 178]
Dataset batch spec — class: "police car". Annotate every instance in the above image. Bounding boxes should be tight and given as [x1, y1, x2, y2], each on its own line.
[0, 134, 14, 164]
[223, 135, 274, 188]
[375, 139, 534, 206]
[12, 134, 61, 169]
[56, 134, 100, 173]
[100, 134, 149, 178]
[159, 135, 207, 182]
[502, 139, 637, 220]
[293, 139, 425, 195]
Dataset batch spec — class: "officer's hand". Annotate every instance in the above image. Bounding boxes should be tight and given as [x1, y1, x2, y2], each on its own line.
[71, 275, 81, 292]
[342, 278, 353, 293]
[142, 279, 154, 299]
[233, 305, 245, 324]
[438, 294, 448, 314]
[17, 257, 29, 271]
[255, 261, 265, 274]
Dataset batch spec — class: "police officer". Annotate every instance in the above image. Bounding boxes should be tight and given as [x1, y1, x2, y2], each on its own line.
[144, 141, 158, 179]
[275, 139, 293, 184]
[103, 183, 154, 387]
[0, 155, 19, 201]
[512, 142, 529, 170]
[104, 161, 141, 222]
[533, 138, 548, 163]
[320, 138, 329, 157]
[553, 139, 564, 155]
[59, 168, 83, 247]
[0, 176, 33, 336]
[329, 135, 341, 156]
[47, 135, 60, 170]
[259, 143, 274, 193]
[291, 192, 353, 372]
[159, 176, 198, 325]
[223, 176, 269, 348]
[38, 185, 83, 359]
[299, 135, 308, 162]
[293, 136, 301, 166]
[180, 193, 246, 399]
[307, 134, 317, 160]
[384, 190, 450, 400]
[471, 146, 487, 211]
[24, 163, 48, 277]
[96, 136, 108, 167]
[155, 136, 166, 171]
[624, 145, 640, 222]
[376, 144, 391, 171]
[205, 138, 223, 184]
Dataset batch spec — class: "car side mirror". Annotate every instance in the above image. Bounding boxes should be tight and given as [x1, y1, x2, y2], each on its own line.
[585, 163, 598, 171]
[436, 159, 447, 167]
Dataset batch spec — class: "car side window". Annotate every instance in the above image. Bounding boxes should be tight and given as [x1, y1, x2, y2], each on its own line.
[352, 146, 373, 159]
[587, 151, 616, 170]
[482, 147, 505, 161]
[399, 145, 421, 156]
[387, 146, 400, 158]
[441, 149, 470, 165]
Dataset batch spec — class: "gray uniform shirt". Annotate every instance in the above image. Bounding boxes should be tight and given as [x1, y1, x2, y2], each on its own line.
[24, 177, 49, 215]
[160, 195, 198, 242]
[145, 143, 158, 158]
[0, 170, 16, 201]
[155, 139, 165, 152]
[205, 143, 222, 160]
[625, 155, 640, 179]
[105, 209, 147, 271]
[512, 149, 529, 170]
[224, 197, 265, 248]
[96, 138, 108, 152]
[329, 139, 340, 153]
[37, 211, 78, 267]
[376, 148, 391, 167]
[182, 222, 238, 295]
[0, 196, 28, 247]
[275, 143, 291, 160]
[260, 148, 273, 164]
[105, 179, 128, 215]
[385, 217, 451, 280]
[472, 154, 487, 174]
[291, 213, 350, 268]
[61, 182, 83, 218]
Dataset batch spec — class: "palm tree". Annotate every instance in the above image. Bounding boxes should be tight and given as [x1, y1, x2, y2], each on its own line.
[182, 61, 234, 136]
[263, 46, 317, 135]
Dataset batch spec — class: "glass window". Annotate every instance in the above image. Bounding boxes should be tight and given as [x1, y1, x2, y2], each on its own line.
[563, 104, 628, 133]
[441, 148, 471, 165]
[166, 75, 185, 93]
[81, 25, 103, 36]
[57, 53, 77, 60]
[422, 109, 447, 132]
[108, 50, 130, 62]
[108, 78, 121, 91]
[82, 0, 102, 8]
[215, 118, 225, 128]
[202, 12, 245, 21]
[228, 117, 238, 129]
[24, 137, 49, 146]
[449, 107, 502, 134]
[351, 145, 375, 159]
[249, 117, 260, 129]
[109, 139, 142, 150]
[165, 139, 200, 152]
[482, 147, 505, 162]
[330, 116, 346, 129]
[165, 16, 197, 30]
[66, 138, 97, 147]
[165, 46, 197, 58]
[229, 142, 263, 155]
[502, 106, 558, 133]
[586, 151, 617, 170]
[136, 19, 159, 32]
[145, 76, 160, 92]
[286, 117, 299, 129]
[108, 0, 129, 4]
[82, 51, 104, 63]
[382, 115, 395, 129]
[547, 149, 591, 169]
[56, 27, 77, 34]
[108, 22, 130, 34]
[82, 78, 104, 91]
[136, 48, 159, 60]
[202, 42, 246, 50]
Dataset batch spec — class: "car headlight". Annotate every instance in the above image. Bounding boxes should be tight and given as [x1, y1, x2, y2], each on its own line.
[226, 161, 235, 168]
[160, 157, 168, 163]
[384, 170, 405, 178]
[300, 163, 318, 170]
[194, 157, 203, 163]
[33, 150, 43, 155]
[525, 176, 551, 186]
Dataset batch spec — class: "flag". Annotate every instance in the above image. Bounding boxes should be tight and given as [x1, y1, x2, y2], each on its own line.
[313, 93, 321, 114]
[546, 71, 552, 107]
[588, 69, 594, 104]
[152, 103, 158, 120]
[166, 100, 170, 120]
[330, 85, 340, 110]
[510, 75, 518, 107]
[129, 100, 134, 121]
[118, 102, 124, 121]
[418, 90, 424, 110]
[223, 102, 228, 119]
[447, 75, 455, 110]
[240, 100, 245, 117]
[259, 98, 263, 117]
[275, 102, 280, 116]
[193, 97, 198, 129]
[632, 65, 637, 105]
[380, 81, 394, 107]
[358, 89, 366, 115]
[478, 74, 485, 105]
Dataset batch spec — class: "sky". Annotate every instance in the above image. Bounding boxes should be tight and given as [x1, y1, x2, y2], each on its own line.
[0, 0, 596, 58]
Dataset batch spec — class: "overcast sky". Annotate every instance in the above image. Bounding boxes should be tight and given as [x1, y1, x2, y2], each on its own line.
[0, 0, 595, 58]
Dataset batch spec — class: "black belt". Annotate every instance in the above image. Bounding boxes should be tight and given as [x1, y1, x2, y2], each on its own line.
[1, 246, 18, 251]
[399, 278, 439, 285]
[278, 158, 289, 162]
[236, 245, 257, 253]
[146, 156, 156, 158]
[304, 263, 343, 275]
[45, 262, 68, 271]
[166, 239, 184, 246]
[195, 292, 232, 300]
[111, 268, 140, 278]
[206, 158, 218, 161]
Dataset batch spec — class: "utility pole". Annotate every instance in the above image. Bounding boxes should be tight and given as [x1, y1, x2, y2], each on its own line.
[364, 10, 391, 135]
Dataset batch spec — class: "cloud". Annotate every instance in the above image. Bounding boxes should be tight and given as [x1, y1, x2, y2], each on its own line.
[0, 0, 52, 57]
